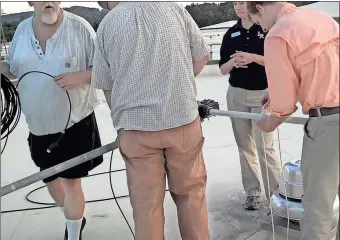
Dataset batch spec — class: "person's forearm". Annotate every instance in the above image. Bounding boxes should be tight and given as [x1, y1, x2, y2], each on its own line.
[0, 62, 16, 80]
[76, 69, 92, 84]
[219, 58, 235, 75]
[251, 54, 265, 66]
[193, 55, 210, 77]
[259, 114, 289, 132]
[103, 89, 112, 109]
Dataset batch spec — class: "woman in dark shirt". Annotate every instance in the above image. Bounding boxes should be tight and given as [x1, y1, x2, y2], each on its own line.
[219, 2, 281, 210]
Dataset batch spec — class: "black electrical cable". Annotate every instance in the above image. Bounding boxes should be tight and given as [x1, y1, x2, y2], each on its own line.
[16, 71, 72, 154]
[0, 169, 130, 213]
[1, 130, 9, 155]
[1, 71, 72, 154]
[109, 150, 136, 239]
[1, 74, 21, 139]
[1, 74, 21, 154]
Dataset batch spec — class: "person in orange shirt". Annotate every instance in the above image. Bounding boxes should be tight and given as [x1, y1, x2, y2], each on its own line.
[247, 2, 339, 240]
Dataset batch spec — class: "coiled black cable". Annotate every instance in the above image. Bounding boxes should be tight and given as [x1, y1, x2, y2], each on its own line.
[1, 71, 72, 154]
[1, 74, 21, 154]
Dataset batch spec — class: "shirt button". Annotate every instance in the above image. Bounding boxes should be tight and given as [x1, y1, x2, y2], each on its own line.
[39, 53, 42, 55]
[37, 47, 40, 49]
[247, 37, 249, 40]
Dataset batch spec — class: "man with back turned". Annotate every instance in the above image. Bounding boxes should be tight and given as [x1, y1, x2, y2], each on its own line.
[92, 2, 211, 240]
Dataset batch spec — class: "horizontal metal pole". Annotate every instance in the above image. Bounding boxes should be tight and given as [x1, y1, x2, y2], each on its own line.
[0, 141, 118, 197]
[209, 109, 308, 125]
[0, 109, 307, 197]
[201, 27, 230, 31]
[206, 42, 222, 45]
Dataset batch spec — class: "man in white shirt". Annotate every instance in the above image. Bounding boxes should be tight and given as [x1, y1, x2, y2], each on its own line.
[0, 2, 103, 240]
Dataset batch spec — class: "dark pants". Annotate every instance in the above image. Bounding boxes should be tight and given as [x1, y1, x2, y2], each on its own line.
[27, 112, 104, 183]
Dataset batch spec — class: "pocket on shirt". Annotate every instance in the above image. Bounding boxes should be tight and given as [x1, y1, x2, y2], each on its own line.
[59, 56, 78, 72]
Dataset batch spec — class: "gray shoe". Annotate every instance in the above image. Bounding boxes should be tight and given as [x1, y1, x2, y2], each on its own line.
[245, 196, 260, 210]
[64, 217, 87, 240]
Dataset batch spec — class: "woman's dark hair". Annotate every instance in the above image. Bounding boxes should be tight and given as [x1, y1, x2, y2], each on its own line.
[247, 2, 276, 14]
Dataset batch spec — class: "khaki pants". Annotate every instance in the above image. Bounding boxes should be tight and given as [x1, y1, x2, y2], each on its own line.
[227, 86, 282, 198]
[300, 113, 339, 240]
[118, 117, 210, 240]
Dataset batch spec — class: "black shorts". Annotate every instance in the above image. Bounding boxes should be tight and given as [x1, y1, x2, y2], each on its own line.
[27, 112, 104, 183]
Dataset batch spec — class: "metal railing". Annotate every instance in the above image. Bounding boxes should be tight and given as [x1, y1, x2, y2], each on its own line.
[207, 42, 221, 61]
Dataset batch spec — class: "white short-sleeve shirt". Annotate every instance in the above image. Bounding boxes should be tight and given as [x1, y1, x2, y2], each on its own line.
[4, 10, 100, 136]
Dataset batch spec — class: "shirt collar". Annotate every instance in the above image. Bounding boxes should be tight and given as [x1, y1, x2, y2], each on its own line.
[276, 3, 297, 22]
[234, 19, 243, 29]
[234, 18, 257, 31]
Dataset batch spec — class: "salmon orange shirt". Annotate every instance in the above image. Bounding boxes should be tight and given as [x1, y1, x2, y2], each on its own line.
[264, 3, 339, 116]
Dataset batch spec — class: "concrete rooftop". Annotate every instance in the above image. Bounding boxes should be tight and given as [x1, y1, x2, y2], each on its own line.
[1, 65, 307, 240]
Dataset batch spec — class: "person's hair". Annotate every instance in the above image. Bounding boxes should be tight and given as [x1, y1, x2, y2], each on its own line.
[247, 2, 276, 15]
[98, 1, 109, 10]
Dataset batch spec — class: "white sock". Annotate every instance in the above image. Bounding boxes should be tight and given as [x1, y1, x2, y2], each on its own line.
[66, 218, 83, 240]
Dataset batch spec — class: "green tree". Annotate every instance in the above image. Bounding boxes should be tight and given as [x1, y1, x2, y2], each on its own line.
[186, 1, 316, 28]
[1, 2, 318, 41]
[2, 21, 20, 42]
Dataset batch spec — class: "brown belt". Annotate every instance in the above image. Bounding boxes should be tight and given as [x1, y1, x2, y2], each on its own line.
[309, 106, 340, 117]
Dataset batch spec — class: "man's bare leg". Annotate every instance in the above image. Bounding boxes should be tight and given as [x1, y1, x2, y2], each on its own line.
[46, 178, 85, 240]
[62, 178, 86, 240]
[46, 178, 65, 210]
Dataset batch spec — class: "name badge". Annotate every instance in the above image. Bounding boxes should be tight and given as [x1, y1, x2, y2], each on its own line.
[231, 31, 241, 38]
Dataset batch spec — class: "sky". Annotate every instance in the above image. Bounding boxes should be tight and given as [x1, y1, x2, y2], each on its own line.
[1, 1, 204, 14]
[1, 2, 100, 14]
